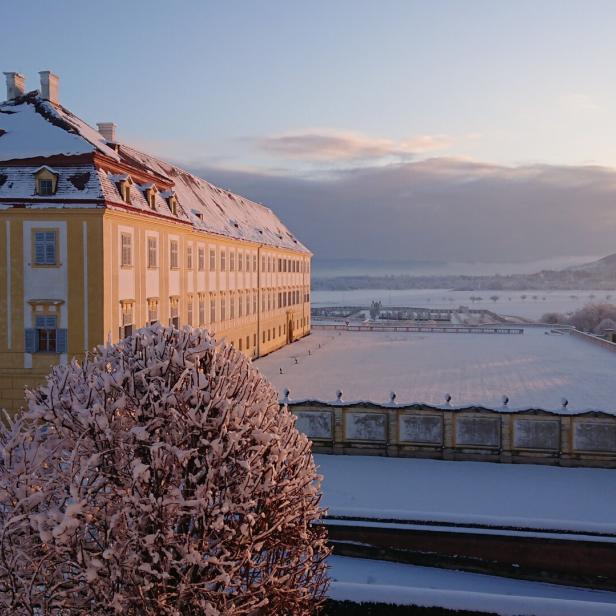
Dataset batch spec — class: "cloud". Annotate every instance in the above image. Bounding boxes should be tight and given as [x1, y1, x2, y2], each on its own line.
[559, 93, 600, 113]
[185, 157, 616, 264]
[254, 130, 452, 161]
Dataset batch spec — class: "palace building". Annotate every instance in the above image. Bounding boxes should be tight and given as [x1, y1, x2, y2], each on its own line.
[0, 71, 311, 411]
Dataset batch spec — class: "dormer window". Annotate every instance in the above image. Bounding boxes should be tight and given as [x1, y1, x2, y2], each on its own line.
[113, 174, 133, 204]
[163, 191, 178, 215]
[142, 184, 157, 209]
[33, 166, 58, 196]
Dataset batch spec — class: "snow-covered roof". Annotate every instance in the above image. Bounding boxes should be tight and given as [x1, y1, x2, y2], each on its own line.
[0, 165, 103, 199]
[116, 145, 309, 252]
[0, 92, 309, 253]
[0, 91, 119, 161]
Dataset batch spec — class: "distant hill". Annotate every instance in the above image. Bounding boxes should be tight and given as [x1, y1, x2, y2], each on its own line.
[314, 254, 616, 292]
[567, 253, 616, 273]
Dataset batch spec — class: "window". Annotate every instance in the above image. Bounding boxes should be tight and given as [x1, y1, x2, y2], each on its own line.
[144, 185, 157, 209]
[170, 240, 179, 269]
[170, 298, 179, 328]
[26, 315, 67, 354]
[199, 296, 205, 326]
[120, 233, 132, 267]
[239, 338, 243, 351]
[148, 299, 159, 325]
[147, 237, 157, 268]
[253, 292, 257, 315]
[187, 296, 193, 326]
[252, 254, 257, 272]
[253, 333, 256, 347]
[116, 177, 132, 204]
[198, 246, 205, 271]
[187, 245, 193, 270]
[210, 248, 216, 271]
[38, 179, 53, 195]
[246, 335, 250, 349]
[220, 250, 226, 271]
[166, 194, 178, 215]
[262, 256, 266, 272]
[238, 252, 243, 272]
[210, 298, 216, 323]
[238, 293, 243, 318]
[230, 251, 235, 272]
[221, 297, 226, 321]
[33, 230, 58, 266]
[119, 303, 134, 339]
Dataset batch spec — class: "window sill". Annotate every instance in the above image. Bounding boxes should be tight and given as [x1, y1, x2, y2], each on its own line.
[30, 263, 61, 268]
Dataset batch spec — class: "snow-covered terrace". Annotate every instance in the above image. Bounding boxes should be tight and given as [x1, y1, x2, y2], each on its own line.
[255, 326, 616, 412]
[317, 454, 616, 535]
[329, 555, 616, 616]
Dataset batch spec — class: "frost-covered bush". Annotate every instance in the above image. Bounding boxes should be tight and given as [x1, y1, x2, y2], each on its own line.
[540, 311, 567, 325]
[0, 325, 329, 615]
[569, 303, 616, 332]
[595, 318, 616, 335]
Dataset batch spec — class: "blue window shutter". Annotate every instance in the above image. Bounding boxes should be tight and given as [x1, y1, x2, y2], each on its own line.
[25, 328, 37, 353]
[56, 329, 67, 354]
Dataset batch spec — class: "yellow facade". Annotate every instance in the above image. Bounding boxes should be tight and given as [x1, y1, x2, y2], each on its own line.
[0, 207, 311, 411]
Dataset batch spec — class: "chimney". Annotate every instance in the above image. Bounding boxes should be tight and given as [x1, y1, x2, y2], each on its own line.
[39, 70, 59, 104]
[97, 122, 117, 143]
[3, 72, 25, 101]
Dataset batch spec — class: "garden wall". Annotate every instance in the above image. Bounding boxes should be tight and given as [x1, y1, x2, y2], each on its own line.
[289, 401, 616, 468]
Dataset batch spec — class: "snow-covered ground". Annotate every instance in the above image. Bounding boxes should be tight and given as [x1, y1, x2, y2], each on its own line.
[317, 455, 616, 534]
[328, 556, 616, 616]
[313, 289, 615, 321]
[255, 327, 616, 411]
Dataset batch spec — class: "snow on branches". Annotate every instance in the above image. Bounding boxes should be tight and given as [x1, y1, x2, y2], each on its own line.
[0, 325, 329, 615]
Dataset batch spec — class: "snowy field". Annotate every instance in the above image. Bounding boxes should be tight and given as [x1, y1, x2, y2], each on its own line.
[313, 289, 615, 321]
[316, 455, 616, 534]
[328, 556, 616, 616]
[255, 326, 616, 411]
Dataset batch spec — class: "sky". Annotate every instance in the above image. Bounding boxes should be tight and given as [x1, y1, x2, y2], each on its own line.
[4, 1, 616, 266]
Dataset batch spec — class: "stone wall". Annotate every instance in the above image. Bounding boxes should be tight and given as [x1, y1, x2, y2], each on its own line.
[290, 401, 616, 468]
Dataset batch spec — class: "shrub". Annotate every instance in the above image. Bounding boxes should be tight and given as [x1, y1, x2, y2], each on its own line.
[0, 325, 329, 615]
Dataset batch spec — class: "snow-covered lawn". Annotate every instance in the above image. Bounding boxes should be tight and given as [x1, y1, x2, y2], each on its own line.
[313, 288, 614, 321]
[316, 455, 616, 534]
[255, 327, 616, 411]
[328, 556, 616, 616]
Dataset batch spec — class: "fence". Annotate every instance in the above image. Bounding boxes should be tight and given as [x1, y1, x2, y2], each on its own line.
[288, 400, 616, 468]
[313, 324, 524, 335]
